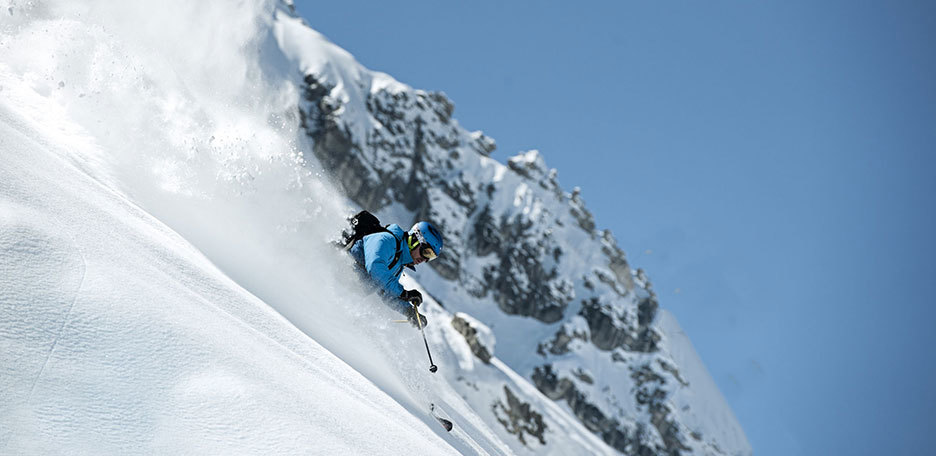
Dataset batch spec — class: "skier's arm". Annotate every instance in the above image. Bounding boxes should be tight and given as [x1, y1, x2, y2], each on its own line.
[363, 233, 405, 299]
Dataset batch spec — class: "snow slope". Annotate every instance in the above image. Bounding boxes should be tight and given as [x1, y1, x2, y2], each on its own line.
[0, 106, 457, 454]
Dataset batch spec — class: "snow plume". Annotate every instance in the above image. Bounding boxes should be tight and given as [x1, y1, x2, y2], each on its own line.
[1, 1, 360, 327]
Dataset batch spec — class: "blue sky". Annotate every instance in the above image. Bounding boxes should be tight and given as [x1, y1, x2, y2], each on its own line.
[295, 1, 936, 454]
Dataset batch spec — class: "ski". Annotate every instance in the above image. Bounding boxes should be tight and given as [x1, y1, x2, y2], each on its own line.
[430, 403, 454, 432]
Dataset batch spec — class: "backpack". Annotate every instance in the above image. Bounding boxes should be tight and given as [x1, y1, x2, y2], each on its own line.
[341, 210, 404, 271]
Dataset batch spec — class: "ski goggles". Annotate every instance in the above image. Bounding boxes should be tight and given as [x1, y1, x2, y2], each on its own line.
[419, 245, 438, 261]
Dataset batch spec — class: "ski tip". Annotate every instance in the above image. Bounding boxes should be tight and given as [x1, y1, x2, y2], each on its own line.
[440, 419, 453, 432]
[429, 404, 453, 432]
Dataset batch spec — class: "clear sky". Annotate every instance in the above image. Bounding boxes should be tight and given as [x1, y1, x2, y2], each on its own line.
[294, 1, 936, 454]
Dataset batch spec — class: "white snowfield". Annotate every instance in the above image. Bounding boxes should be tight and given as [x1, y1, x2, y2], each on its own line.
[1, 1, 749, 455]
[0, 110, 461, 455]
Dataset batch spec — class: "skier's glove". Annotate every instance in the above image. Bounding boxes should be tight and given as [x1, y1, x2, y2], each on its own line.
[406, 306, 428, 328]
[400, 289, 423, 307]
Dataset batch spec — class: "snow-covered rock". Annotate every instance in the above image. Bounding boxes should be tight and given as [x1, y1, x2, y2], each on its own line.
[451, 312, 496, 363]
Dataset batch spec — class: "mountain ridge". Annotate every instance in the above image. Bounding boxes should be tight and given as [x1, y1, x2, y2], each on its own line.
[277, 5, 751, 455]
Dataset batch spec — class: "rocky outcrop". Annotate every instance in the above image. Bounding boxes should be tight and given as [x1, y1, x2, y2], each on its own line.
[579, 296, 660, 353]
[569, 187, 596, 233]
[492, 386, 548, 446]
[301, 74, 386, 210]
[451, 313, 493, 364]
[631, 364, 691, 455]
[533, 363, 688, 456]
[536, 322, 588, 356]
[507, 150, 563, 197]
[601, 230, 636, 292]
[482, 225, 575, 323]
[532, 364, 645, 454]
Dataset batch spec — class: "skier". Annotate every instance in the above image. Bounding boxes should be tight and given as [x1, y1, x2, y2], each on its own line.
[348, 220, 443, 327]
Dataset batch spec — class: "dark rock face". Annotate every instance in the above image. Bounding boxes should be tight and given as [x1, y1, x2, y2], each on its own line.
[482, 223, 574, 323]
[580, 297, 630, 351]
[506, 151, 563, 197]
[533, 364, 688, 456]
[657, 360, 689, 387]
[469, 205, 500, 258]
[569, 187, 596, 233]
[579, 297, 660, 353]
[601, 230, 635, 292]
[450, 314, 492, 364]
[631, 364, 691, 456]
[301, 74, 387, 210]
[536, 323, 588, 356]
[492, 386, 547, 446]
[532, 364, 646, 454]
[468, 203, 576, 323]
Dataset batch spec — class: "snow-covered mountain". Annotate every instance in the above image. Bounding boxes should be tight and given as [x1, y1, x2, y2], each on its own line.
[1, 1, 750, 455]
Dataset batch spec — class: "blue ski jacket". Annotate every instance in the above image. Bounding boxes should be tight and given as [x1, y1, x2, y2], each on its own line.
[349, 224, 413, 314]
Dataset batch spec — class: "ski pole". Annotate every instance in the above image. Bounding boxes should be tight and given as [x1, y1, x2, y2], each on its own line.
[413, 304, 438, 373]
